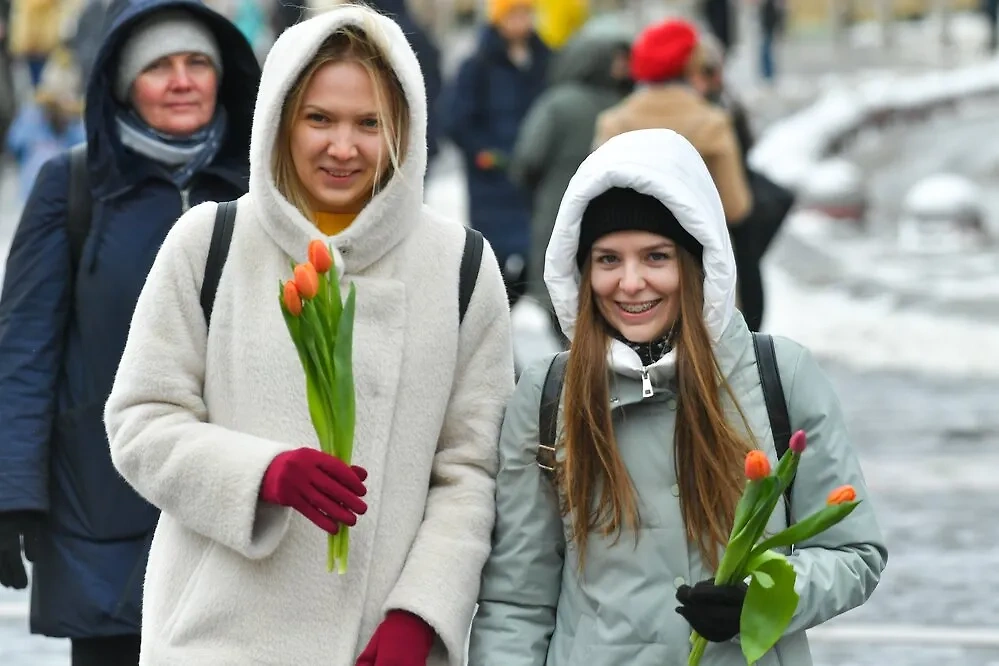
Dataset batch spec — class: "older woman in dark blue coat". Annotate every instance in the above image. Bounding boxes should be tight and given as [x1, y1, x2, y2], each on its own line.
[0, 0, 259, 662]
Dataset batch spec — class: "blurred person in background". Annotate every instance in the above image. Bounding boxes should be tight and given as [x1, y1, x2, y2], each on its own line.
[535, 0, 588, 50]
[511, 30, 630, 330]
[0, 0, 259, 663]
[702, 0, 734, 51]
[443, 0, 550, 305]
[0, 0, 16, 144]
[5, 47, 86, 200]
[68, 0, 113, 89]
[699, 31, 795, 332]
[759, 0, 785, 83]
[6, 0, 63, 85]
[594, 18, 751, 227]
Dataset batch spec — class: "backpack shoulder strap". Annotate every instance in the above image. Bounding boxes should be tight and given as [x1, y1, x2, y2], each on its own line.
[201, 200, 237, 326]
[458, 226, 484, 324]
[537, 351, 570, 477]
[66, 143, 92, 274]
[752, 332, 794, 523]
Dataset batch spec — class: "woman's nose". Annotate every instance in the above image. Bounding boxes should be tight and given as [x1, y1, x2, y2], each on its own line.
[619, 262, 646, 293]
[327, 127, 358, 160]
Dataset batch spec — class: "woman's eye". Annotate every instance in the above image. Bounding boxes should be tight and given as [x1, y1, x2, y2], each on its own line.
[648, 251, 672, 261]
[189, 56, 211, 67]
[360, 117, 379, 129]
[595, 254, 618, 265]
[307, 113, 327, 123]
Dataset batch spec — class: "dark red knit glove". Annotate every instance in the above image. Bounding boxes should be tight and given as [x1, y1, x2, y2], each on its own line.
[259, 448, 368, 535]
[355, 610, 436, 666]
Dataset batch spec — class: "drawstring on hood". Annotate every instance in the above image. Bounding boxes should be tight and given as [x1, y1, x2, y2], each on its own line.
[544, 128, 737, 381]
[247, 6, 428, 276]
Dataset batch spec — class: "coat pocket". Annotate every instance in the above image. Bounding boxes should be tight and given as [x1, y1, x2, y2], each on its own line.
[566, 615, 672, 665]
[51, 401, 159, 540]
[162, 542, 217, 642]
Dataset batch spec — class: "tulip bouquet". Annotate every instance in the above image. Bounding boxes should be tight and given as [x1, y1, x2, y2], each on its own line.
[688, 431, 861, 665]
[278, 240, 357, 574]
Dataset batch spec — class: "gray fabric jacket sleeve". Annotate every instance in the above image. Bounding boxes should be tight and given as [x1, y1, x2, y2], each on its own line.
[510, 94, 558, 193]
[778, 341, 889, 634]
[468, 356, 566, 665]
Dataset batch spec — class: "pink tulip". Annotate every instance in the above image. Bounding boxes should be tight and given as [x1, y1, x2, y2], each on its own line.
[789, 430, 807, 454]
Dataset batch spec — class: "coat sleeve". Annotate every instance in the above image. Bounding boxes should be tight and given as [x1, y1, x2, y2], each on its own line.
[382, 240, 515, 666]
[104, 202, 293, 561]
[0, 155, 72, 513]
[510, 93, 559, 194]
[467, 355, 566, 666]
[441, 56, 492, 161]
[777, 341, 888, 634]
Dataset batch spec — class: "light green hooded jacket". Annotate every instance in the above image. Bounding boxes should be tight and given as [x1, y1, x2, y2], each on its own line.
[468, 129, 887, 666]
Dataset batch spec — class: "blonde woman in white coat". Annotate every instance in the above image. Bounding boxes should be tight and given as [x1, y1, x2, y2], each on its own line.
[104, 5, 514, 665]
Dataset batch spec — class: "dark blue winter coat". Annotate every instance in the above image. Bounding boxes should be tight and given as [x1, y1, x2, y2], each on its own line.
[367, 0, 443, 161]
[0, 0, 259, 638]
[443, 27, 550, 267]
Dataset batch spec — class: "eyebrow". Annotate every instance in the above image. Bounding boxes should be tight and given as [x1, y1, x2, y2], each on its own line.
[301, 104, 379, 117]
[591, 241, 676, 253]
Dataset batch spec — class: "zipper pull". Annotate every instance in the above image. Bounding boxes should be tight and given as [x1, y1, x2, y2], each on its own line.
[180, 188, 191, 212]
[640, 367, 654, 398]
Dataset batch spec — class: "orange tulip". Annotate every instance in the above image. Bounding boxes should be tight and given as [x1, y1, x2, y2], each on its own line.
[282, 280, 302, 316]
[827, 485, 857, 505]
[294, 263, 320, 300]
[308, 240, 333, 274]
[744, 450, 771, 481]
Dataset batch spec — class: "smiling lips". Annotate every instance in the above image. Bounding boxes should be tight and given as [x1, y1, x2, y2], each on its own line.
[617, 299, 661, 314]
[321, 167, 359, 179]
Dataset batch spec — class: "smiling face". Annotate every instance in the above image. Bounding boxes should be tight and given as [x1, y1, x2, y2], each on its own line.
[588, 230, 681, 343]
[131, 52, 218, 136]
[289, 60, 392, 215]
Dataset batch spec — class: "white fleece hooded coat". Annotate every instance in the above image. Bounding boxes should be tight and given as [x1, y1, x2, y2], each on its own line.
[104, 7, 514, 665]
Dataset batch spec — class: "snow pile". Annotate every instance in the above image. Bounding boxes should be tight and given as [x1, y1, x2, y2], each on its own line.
[750, 61, 999, 190]
[762, 262, 999, 379]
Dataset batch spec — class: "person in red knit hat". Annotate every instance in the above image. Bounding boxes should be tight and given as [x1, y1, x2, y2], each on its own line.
[594, 18, 752, 228]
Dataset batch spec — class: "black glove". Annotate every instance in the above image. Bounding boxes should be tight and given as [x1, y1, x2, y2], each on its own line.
[0, 511, 44, 590]
[675, 579, 748, 643]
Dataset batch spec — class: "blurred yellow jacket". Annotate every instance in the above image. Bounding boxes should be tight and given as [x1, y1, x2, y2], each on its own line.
[536, 0, 588, 49]
[8, 0, 63, 56]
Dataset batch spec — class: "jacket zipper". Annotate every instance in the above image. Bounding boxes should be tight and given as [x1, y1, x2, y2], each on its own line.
[179, 187, 191, 212]
[640, 366, 654, 398]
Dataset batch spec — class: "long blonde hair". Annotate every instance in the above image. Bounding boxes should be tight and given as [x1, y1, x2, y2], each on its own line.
[560, 249, 752, 570]
[272, 16, 410, 220]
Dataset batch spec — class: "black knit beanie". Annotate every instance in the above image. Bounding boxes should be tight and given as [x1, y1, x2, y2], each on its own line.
[576, 187, 703, 268]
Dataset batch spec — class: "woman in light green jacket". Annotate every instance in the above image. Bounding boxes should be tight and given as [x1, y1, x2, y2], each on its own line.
[468, 128, 887, 666]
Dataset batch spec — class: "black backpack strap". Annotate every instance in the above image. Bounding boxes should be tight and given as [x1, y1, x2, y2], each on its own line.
[458, 227, 484, 324]
[200, 200, 237, 326]
[66, 143, 92, 275]
[752, 332, 794, 525]
[537, 351, 570, 477]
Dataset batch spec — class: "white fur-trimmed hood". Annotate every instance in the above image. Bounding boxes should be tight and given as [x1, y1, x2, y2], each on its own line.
[248, 5, 428, 274]
[544, 129, 738, 377]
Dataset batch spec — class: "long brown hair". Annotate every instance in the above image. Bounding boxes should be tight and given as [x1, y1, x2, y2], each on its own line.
[272, 15, 410, 220]
[559, 248, 751, 570]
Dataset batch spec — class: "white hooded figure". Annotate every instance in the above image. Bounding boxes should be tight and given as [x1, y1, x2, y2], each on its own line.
[470, 129, 886, 666]
[105, 5, 514, 664]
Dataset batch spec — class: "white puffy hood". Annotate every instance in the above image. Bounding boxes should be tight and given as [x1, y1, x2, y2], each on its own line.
[247, 6, 427, 274]
[544, 129, 738, 376]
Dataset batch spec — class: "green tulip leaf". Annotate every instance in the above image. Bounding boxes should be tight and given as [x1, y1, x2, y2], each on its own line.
[332, 283, 357, 463]
[749, 502, 861, 559]
[752, 570, 774, 589]
[740, 554, 798, 665]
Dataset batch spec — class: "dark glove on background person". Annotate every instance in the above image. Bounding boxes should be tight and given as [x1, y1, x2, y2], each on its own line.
[259, 448, 368, 535]
[0, 511, 44, 590]
[675, 579, 749, 643]
[355, 610, 436, 666]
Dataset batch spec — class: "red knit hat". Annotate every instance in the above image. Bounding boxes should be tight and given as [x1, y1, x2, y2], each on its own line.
[630, 19, 699, 83]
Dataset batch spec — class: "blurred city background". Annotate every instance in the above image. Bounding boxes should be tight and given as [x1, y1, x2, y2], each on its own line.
[1, 0, 998, 664]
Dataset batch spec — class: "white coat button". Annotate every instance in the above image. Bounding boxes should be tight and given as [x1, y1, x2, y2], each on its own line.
[666, 397, 677, 410]
[674, 576, 686, 588]
[671, 484, 680, 497]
